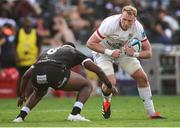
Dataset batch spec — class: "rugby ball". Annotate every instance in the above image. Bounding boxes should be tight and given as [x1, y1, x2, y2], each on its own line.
[129, 38, 142, 52]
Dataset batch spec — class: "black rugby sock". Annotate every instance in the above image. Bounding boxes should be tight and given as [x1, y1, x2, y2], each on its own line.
[102, 89, 111, 96]
[17, 110, 27, 120]
[71, 106, 81, 115]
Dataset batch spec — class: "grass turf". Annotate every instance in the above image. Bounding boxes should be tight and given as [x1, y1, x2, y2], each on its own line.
[0, 95, 180, 127]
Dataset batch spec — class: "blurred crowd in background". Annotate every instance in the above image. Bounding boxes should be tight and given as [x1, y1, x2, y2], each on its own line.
[0, 0, 179, 97]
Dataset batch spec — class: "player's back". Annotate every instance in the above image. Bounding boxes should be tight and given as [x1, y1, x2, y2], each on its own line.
[37, 46, 87, 69]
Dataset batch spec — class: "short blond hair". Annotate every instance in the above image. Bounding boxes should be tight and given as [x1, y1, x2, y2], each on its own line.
[122, 5, 137, 17]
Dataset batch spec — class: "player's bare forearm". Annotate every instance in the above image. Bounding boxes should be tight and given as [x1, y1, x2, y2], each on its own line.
[139, 50, 152, 59]
[19, 67, 33, 97]
[17, 78, 31, 107]
[86, 32, 106, 54]
[87, 42, 106, 54]
[96, 70, 112, 89]
[84, 61, 112, 89]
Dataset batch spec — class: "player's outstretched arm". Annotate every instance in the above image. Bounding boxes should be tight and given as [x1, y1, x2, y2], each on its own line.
[84, 60, 118, 95]
[86, 32, 121, 58]
[86, 32, 106, 54]
[17, 66, 33, 107]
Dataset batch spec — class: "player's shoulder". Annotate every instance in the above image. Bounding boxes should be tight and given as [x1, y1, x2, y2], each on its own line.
[133, 20, 147, 39]
[100, 14, 120, 31]
[133, 19, 144, 31]
[61, 46, 76, 52]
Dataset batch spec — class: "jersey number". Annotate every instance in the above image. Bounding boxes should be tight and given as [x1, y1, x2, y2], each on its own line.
[47, 48, 57, 55]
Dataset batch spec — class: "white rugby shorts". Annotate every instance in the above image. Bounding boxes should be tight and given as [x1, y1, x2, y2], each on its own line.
[92, 52, 142, 76]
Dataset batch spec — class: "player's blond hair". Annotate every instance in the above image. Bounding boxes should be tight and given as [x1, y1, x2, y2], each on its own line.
[122, 5, 137, 17]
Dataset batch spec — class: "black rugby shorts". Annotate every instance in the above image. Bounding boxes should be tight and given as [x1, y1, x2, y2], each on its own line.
[31, 62, 70, 92]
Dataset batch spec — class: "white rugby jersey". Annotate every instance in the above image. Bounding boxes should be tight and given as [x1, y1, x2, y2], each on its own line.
[95, 14, 147, 49]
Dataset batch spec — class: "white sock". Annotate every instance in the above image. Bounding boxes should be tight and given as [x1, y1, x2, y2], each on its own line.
[102, 93, 112, 102]
[21, 106, 31, 114]
[74, 101, 83, 109]
[138, 86, 155, 116]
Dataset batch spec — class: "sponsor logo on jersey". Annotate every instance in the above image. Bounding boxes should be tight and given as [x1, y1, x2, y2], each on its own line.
[37, 75, 48, 84]
[128, 33, 133, 39]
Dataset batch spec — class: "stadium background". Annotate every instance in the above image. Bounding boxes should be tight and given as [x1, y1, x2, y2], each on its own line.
[0, 0, 180, 127]
[0, 0, 180, 97]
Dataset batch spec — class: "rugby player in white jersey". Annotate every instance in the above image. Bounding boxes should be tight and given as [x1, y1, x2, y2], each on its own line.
[87, 5, 165, 119]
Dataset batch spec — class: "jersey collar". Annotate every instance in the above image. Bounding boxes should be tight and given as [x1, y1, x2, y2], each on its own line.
[62, 45, 75, 49]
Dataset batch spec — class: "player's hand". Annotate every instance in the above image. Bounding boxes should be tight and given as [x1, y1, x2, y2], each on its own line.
[111, 49, 121, 58]
[124, 45, 134, 57]
[111, 86, 119, 95]
[17, 94, 26, 107]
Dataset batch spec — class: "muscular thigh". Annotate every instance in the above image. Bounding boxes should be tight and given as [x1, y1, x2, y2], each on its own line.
[119, 55, 142, 75]
[62, 71, 90, 91]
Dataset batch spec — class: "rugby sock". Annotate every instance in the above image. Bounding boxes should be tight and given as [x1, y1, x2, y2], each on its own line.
[138, 86, 155, 116]
[17, 111, 27, 120]
[17, 106, 30, 120]
[102, 90, 112, 102]
[71, 101, 83, 115]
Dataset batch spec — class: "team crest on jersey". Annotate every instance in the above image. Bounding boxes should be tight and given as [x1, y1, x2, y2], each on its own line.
[128, 33, 133, 39]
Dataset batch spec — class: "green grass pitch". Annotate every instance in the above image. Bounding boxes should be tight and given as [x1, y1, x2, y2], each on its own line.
[0, 95, 180, 127]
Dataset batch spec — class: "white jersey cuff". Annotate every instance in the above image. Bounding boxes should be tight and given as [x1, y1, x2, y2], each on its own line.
[81, 58, 92, 66]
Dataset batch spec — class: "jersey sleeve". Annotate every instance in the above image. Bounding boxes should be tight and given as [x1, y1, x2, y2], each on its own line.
[95, 17, 114, 40]
[75, 50, 92, 66]
[135, 21, 148, 42]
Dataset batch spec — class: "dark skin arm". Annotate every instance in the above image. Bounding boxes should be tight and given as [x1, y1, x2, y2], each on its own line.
[84, 60, 118, 95]
[17, 67, 33, 107]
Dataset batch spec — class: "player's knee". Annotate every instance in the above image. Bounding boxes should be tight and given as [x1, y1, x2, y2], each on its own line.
[132, 69, 148, 84]
[136, 73, 148, 84]
[86, 82, 93, 93]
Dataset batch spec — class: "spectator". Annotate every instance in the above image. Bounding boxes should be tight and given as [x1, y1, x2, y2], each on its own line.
[0, 24, 16, 68]
[15, 17, 40, 96]
[52, 15, 76, 45]
[105, 0, 131, 16]
[39, 0, 55, 30]
[35, 15, 50, 45]
[42, 15, 76, 46]
[0, 9, 16, 28]
[153, 19, 172, 44]
[14, 0, 37, 25]
[157, 8, 179, 33]
[55, 0, 72, 16]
